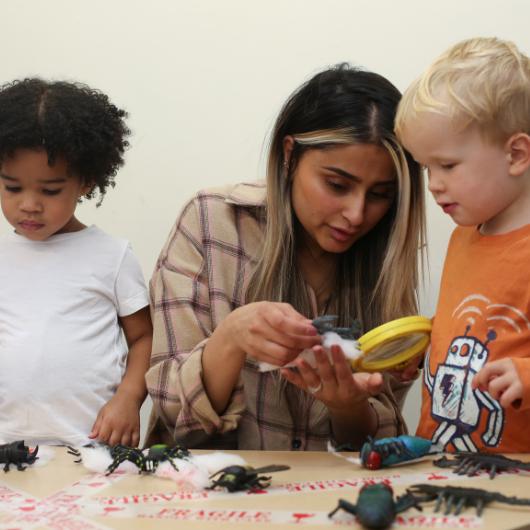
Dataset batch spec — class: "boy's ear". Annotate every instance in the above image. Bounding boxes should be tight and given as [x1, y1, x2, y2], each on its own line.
[505, 133, 530, 176]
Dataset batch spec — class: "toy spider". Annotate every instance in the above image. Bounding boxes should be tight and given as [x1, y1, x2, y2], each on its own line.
[105, 445, 146, 475]
[312, 315, 362, 340]
[0, 440, 39, 472]
[434, 452, 530, 479]
[329, 483, 421, 529]
[406, 483, 530, 516]
[359, 435, 434, 470]
[68, 443, 192, 475]
[143, 443, 191, 473]
[208, 464, 290, 492]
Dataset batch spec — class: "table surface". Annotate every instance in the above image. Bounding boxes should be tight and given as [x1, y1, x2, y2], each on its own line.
[1, 447, 530, 529]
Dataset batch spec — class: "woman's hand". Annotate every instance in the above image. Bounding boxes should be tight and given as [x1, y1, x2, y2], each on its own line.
[225, 301, 321, 367]
[280, 344, 382, 444]
[202, 301, 321, 414]
[280, 344, 383, 409]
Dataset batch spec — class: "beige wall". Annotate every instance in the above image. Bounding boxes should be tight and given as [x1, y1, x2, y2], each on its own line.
[1, 0, 527, 437]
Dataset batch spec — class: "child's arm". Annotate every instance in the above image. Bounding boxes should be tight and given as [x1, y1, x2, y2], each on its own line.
[89, 306, 153, 447]
[472, 358, 523, 409]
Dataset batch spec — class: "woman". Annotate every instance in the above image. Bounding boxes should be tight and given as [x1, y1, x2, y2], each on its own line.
[146, 64, 426, 450]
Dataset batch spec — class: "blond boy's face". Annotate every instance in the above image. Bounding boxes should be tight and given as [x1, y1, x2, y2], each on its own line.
[401, 113, 524, 235]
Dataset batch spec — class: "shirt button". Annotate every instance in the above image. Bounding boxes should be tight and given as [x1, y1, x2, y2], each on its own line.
[291, 438, 302, 449]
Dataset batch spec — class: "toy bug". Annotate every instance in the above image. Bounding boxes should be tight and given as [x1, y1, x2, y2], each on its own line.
[0, 440, 39, 472]
[359, 435, 435, 470]
[406, 483, 530, 516]
[329, 483, 421, 529]
[434, 451, 530, 479]
[312, 315, 362, 340]
[208, 464, 290, 492]
[68, 443, 191, 475]
[142, 443, 191, 473]
[105, 445, 147, 475]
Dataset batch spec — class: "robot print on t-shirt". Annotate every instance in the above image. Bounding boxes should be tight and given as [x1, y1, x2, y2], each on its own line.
[421, 293, 530, 452]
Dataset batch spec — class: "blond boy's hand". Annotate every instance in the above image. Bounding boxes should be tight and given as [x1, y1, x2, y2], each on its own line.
[472, 358, 523, 409]
[89, 391, 141, 447]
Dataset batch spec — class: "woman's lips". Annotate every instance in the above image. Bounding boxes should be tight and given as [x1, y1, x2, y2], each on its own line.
[329, 226, 355, 242]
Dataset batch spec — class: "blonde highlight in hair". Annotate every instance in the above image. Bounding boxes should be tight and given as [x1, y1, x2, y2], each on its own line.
[247, 64, 426, 332]
[396, 37, 530, 142]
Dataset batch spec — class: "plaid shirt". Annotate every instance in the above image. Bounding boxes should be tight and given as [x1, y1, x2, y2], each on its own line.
[145, 182, 410, 450]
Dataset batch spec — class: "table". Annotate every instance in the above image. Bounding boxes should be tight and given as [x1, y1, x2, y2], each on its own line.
[1, 447, 529, 529]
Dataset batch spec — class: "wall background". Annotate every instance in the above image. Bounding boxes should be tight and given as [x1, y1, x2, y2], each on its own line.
[1, 0, 527, 439]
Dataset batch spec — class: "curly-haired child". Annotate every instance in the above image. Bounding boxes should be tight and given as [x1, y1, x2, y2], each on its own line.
[0, 79, 152, 447]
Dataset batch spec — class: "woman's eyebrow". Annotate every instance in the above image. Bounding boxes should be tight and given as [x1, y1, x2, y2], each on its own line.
[0, 173, 17, 181]
[323, 166, 396, 186]
[322, 166, 359, 181]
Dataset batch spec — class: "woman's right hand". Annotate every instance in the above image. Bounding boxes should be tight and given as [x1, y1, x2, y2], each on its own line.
[224, 301, 321, 367]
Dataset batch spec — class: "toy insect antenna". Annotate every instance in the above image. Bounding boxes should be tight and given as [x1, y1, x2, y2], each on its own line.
[251, 464, 290, 474]
[406, 484, 530, 517]
[434, 452, 530, 479]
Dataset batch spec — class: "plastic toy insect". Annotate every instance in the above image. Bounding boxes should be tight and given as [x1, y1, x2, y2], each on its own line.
[142, 443, 191, 473]
[104, 445, 147, 475]
[359, 435, 435, 470]
[434, 452, 530, 479]
[406, 483, 530, 516]
[0, 440, 39, 472]
[208, 464, 290, 492]
[329, 483, 421, 529]
[312, 315, 362, 339]
[69, 443, 191, 475]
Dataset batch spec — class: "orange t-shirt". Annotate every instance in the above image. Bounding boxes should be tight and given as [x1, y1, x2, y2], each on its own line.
[417, 224, 530, 452]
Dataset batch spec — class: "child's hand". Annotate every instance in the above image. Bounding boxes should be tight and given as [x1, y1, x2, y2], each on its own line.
[89, 391, 141, 447]
[472, 358, 523, 408]
[388, 353, 424, 382]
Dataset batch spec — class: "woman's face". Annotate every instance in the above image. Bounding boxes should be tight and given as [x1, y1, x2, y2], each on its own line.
[289, 142, 397, 256]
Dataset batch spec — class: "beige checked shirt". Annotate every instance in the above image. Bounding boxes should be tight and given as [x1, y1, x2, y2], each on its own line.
[145, 182, 411, 450]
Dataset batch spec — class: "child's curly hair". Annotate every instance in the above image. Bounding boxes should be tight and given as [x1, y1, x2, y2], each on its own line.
[0, 78, 130, 204]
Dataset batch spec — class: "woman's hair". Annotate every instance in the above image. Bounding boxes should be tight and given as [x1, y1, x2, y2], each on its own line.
[0, 78, 130, 203]
[247, 63, 426, 331]
[395, 37, 530, 144]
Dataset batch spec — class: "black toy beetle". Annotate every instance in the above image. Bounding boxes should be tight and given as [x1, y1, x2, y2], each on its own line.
[209, 464, 290, 492]
[0, 440, 39, 472]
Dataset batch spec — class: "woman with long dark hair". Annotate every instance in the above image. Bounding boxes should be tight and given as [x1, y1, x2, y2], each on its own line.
[146, 64, 426, 450]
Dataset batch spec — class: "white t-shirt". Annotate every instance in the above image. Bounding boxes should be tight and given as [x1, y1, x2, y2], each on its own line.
[0, 225, 149, 446]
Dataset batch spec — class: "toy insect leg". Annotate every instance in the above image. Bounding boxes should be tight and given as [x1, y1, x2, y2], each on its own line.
[105, 453, 142, 475]
[328, 498, 357, 518]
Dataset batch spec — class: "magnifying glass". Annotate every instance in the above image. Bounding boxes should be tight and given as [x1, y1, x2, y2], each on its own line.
[314, 315, 432, 372]
[355, 316, 432, 371]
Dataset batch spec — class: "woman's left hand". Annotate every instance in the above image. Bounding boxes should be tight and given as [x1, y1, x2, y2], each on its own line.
[280, 344, 383, 410]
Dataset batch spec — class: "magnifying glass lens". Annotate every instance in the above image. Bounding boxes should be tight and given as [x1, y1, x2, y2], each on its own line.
[364, 333, 427, 361]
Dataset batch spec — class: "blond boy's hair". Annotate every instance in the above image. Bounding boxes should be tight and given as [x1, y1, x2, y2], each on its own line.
[395, 37, 530, 142]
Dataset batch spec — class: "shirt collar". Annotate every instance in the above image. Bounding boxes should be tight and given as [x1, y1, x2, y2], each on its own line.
[225, 181, 266, 207]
